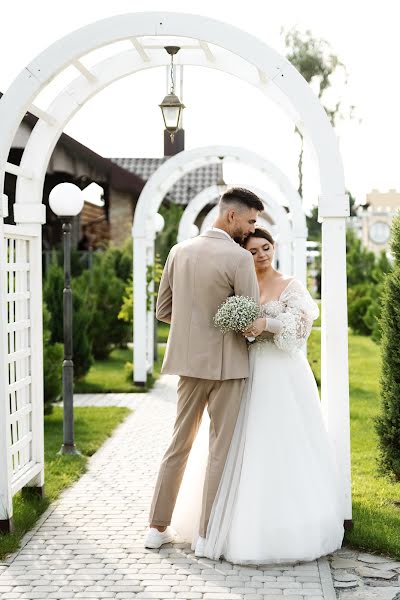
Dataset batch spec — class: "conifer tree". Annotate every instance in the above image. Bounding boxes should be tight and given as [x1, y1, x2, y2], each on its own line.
[376, 214, 400, 479]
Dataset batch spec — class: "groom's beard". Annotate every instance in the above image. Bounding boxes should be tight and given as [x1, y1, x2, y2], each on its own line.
[233, 235, 243, 245]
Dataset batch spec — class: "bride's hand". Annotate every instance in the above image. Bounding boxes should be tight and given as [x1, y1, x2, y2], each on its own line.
[243, 317, 266, 337]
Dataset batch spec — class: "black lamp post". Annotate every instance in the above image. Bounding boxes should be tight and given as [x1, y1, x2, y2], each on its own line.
[49, 182, 84, 456]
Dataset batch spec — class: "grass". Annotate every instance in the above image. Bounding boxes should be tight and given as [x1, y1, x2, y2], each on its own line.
[0, 405, 130, 560]
[75, 346, 165, 394]
[309, 329, 400, 559]
[157, 321, 170, 343]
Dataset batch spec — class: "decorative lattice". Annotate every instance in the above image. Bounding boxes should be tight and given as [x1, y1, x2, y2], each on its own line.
[5, 231, 33, 486]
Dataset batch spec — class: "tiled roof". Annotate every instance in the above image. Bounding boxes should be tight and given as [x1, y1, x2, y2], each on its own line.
[110, 157, 222, 205]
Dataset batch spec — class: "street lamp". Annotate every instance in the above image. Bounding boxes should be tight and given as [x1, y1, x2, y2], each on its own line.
[49, 182, 84, 456]
[159, 46, 185, 142]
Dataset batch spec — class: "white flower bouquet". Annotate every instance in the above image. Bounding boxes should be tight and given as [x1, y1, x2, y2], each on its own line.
[213, 295, 261, 335]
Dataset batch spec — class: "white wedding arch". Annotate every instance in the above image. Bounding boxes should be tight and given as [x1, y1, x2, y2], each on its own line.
[133, 145, 309, 382]
[0, 11, 351, 531]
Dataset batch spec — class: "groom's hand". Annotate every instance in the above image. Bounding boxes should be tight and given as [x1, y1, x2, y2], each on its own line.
[243, 318, 266, 337]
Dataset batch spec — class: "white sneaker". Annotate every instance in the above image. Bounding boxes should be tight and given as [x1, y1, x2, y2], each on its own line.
[194, 536, 206, 557]
[144, 526, 174, 549]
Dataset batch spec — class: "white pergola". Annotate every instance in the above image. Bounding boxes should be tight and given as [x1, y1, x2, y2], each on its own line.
[0, 11, 351, 530]
[134, 145, 309, 382]
[177, 183, 296, 275]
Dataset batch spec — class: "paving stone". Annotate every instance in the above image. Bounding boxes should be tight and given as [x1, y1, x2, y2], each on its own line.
[357, 566, 398, 580]
[334, 580, 360, 588]
[331, 558, 361, 569]
[332, 571, 359, 582]
[338, 587, 400, 599]
[358, 554, 395, 564]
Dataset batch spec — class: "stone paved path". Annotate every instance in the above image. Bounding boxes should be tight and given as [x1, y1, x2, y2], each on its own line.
[329, 548, 400, 600]
[0, 376, 338, 599]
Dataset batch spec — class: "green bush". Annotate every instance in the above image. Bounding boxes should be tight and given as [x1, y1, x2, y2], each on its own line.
[347, 283, 374, 336]
[77, 248, 130, 359]
[346, 230, 392, 338]
[156, 203, 184, 265]
[42, 304, 63, 415]
[376, 215, 400, 480]
[43, 261, 93, 380]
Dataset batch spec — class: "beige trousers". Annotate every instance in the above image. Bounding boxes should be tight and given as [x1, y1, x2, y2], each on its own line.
[149, 376, 245, 537]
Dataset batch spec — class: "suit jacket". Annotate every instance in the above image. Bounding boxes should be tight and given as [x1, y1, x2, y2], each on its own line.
[156, 230, 260, 380]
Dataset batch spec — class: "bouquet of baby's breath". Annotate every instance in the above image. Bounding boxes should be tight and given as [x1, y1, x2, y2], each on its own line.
[213, 295, 261, 334]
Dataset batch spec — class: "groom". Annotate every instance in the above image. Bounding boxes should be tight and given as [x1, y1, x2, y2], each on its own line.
[144, 187, 266, 556]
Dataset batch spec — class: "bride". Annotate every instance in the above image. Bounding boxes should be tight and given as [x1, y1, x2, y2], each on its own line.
[171, 226, 345, 564]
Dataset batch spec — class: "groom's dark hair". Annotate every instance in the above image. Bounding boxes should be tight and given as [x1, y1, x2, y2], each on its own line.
[219, 187, 264, 213]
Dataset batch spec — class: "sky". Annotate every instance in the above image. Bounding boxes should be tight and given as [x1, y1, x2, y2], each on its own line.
[1, 0, 398, 212]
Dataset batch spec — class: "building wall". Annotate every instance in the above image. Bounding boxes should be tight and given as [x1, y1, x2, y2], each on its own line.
[109, 189, 135, 246]
[358, 189, 400, 254]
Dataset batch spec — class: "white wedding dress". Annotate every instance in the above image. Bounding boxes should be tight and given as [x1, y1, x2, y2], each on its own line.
[171, 279, 345, 564]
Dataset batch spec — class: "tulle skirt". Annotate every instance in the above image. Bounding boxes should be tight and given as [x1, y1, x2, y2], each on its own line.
[172, 341, 344, 564]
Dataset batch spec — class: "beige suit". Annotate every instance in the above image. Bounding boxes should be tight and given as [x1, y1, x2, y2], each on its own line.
[150, 230, 259, 536]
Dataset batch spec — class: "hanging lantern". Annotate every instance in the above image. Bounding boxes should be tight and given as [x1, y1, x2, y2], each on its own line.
[160, 46, 185, 142]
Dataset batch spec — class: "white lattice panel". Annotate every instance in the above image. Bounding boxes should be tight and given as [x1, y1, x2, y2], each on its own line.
[6, 232, 34, 485]
[1, 223, 44, 524]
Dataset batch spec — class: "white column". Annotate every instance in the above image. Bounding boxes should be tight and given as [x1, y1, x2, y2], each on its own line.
[321, 217, 351, 520]
[13, 205, 46, 491]
[133, 235, 148, 384]
[146, 241, 155, 374]
[278, 240, 292, 275]
[0, 203, 13, 526]
[293, 236, 307, 286]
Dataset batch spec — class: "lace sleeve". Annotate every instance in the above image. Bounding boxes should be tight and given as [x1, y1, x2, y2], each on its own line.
[273, 280, 319, 354]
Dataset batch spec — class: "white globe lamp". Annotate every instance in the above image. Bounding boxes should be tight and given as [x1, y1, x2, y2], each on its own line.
[49, 182, 84, 217]
[154, 212, 165, 233]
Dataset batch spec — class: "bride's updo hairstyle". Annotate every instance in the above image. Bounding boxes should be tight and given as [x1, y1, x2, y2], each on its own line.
[242, 226, 275, 248]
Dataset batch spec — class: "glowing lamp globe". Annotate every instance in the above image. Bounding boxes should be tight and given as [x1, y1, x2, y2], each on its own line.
[154, 212, 165, 233]
[49, 183, 84, 217]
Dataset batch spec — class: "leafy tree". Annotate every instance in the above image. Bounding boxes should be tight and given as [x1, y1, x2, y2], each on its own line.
[346, 228, 376, 288]
[119, 254, 163, 325]
[376, 215, 400, 479]
[77, 248, 130, 359]
[345, 229, 392, 336]
[155, 203, 184, 265]
[283, 28, 353, 198]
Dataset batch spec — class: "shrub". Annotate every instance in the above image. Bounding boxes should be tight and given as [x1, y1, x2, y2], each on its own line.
[42, 303, 63, 414]
[77, 249, 130, 359]
[43, 261, 93, 380]
[376, 214, 400, 480]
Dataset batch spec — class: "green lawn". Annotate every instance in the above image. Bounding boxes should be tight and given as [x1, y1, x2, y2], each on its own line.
[309, 330, 400, 559]
[0, 406, 130, 560]
[75, 346, 165, 394]
[157, 321, 170, 343]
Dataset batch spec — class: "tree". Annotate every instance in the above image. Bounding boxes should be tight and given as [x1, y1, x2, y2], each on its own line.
[43, 261, 93, 379]
[42, 303, 63, 414]
[376, 215, 400, 479]
[345, 229, 392, 337]
[76, 249, 130, 360]
[155, 203, 184, 265]
[283, 28, 353, 198]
